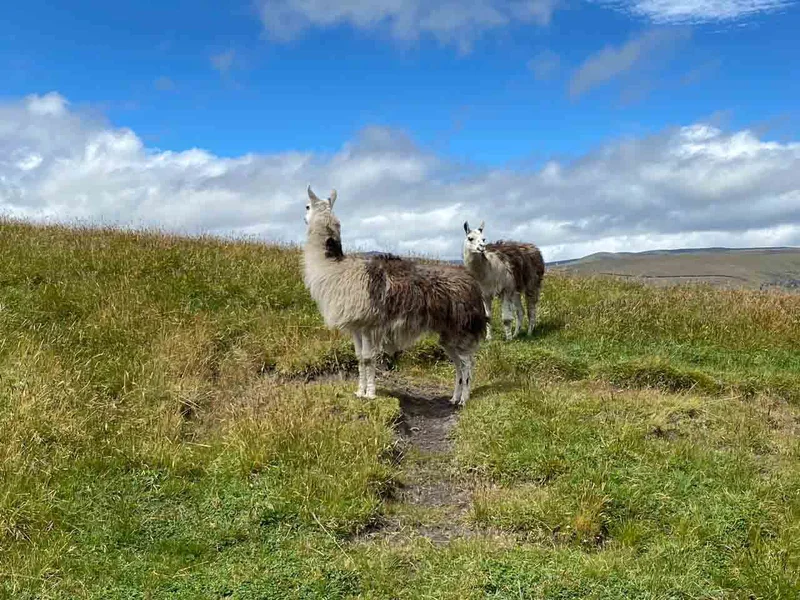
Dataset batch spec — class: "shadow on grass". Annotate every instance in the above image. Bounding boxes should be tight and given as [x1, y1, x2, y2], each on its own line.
[485, 316, 564, 344]
[523, 316, 566, 340]
[391, 389, 456, 420]
[378, 384, 458, 455]
[470, 380, 521, 400]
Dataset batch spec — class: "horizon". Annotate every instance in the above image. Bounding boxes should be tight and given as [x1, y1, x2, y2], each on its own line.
[6, 216, 799, 267]
[2, 1, 800, 262]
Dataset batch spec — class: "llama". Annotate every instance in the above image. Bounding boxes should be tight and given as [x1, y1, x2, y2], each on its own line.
[462, 221, 545, 341]
[303, 186, 487, 406]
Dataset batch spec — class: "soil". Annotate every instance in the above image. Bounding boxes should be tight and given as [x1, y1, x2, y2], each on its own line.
[303, 367, 492, 544]
[361, 372, 482, 543]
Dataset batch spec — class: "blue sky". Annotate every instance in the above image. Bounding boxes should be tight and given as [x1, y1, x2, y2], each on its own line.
[1, 0, 799, 260]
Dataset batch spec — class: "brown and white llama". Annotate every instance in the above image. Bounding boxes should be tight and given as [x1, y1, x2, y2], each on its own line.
[462, 221, 545, 340]
[303, 186, 487, 406]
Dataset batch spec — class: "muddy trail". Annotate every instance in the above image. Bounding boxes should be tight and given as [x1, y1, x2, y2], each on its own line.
[303, 368, 492, 543]
[359, 372, 483, 544]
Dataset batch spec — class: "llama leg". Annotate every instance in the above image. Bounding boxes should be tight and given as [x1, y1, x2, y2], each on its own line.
[526, 288, 541, 335]
[452, 358, 464, 406]
[483, 294, 494, 340]
[501, 295, 515, 341]
[352, 332, 366, 398]
[513, 293, 524, 337]
[361, 332, 378, 399]
[458, 353, 473, 407]
[444, 345, 463, 405]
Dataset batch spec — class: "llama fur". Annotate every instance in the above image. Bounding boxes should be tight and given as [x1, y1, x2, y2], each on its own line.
[303, 186, 487, 405]
[462, 221, 545, 340]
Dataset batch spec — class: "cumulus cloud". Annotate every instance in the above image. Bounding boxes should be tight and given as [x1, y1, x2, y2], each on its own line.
[25, 92, 69, 116]
[597, 0, 795, 24]
[569, 28, 690, 98]
[2, 92, 800, 262]
[257, 0, 559, 52]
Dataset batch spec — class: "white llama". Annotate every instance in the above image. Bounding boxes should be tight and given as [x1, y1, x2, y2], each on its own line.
[462, 221, 545, 340]
[303, 186, 487, 406]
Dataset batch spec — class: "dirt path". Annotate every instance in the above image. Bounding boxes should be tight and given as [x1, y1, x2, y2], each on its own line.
[358, 373, 480, 543]
[303, 368, 485, 543]
[391, 386, 467, 501]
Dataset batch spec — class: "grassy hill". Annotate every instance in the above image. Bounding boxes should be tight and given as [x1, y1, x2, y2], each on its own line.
[1, 219, 799, 599]
[553, 246, 800, 291]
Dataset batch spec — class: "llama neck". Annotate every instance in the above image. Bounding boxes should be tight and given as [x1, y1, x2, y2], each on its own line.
[464, 249, 489, 275]
[305, 230, 344, 264]
[302, 231, 368, 331]
[303, 229, 350, 300]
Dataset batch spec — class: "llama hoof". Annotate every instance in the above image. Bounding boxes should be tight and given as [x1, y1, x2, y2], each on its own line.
[450, 393, 467, 407]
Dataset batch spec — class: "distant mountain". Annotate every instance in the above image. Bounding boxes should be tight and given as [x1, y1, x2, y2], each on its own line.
[549, 246, 800, 267]
[551, 246, 800, 291]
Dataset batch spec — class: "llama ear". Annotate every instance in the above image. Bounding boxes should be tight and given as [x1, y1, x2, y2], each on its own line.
[307, 185, 322, 205]
[328, 189, 337, 208]
[463, 221, 470, 236]
[478, 220, 485, 233]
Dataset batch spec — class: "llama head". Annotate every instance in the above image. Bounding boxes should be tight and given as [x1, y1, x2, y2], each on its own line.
[305, 185, 337, 226]
[463, 220, 486, 256]
[305, 185, 342, 256]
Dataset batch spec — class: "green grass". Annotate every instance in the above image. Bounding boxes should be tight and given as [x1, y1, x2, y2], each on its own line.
[1, 219, 799, 598]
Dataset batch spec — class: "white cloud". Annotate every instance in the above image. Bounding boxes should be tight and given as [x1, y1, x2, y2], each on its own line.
[569, 28, 690, 98]
[2, 92, 800, 262]
[15, 153, 43, 171]
[257, 0, 559, 51]
[252, 0, 791, 52]
[25, 92, 68, 116]
[598, 0, 795, 24]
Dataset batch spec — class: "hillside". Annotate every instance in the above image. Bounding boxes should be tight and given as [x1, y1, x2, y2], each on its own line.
[553, 246, 800, 290]
[2, 220, 800, 599]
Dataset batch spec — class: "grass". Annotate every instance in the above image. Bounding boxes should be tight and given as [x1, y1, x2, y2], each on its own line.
[1, 219, 799, 598]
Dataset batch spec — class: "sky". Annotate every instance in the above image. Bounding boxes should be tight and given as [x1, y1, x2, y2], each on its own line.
[1, 0, 799, 261]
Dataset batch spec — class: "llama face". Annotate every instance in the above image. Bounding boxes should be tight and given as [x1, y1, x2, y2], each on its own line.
[463, 220, 486, 255]
[305, 185, 338, 227]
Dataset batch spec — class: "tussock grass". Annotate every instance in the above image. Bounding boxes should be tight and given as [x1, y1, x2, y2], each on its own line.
[2, 219, 800, 598]
[453, 383, 800, 597]
[597, 358, 722, 394]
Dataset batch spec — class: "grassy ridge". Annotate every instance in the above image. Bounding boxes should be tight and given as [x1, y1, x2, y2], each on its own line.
[1, 220, 799, 598]
[555, 246, 800, 289]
